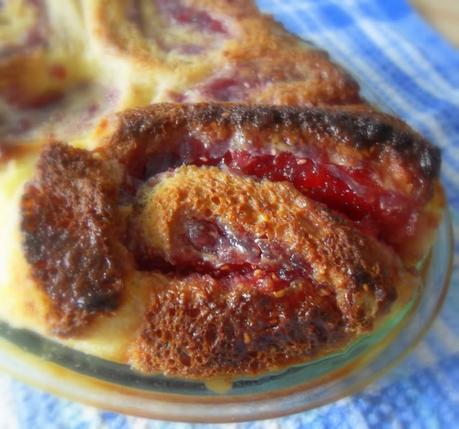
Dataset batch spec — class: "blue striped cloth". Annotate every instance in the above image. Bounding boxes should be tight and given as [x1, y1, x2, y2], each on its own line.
[1, 1, 459, 428]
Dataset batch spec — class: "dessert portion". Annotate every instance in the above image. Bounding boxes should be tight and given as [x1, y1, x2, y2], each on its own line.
[0, 1, 444, 379]
[15, 104, 441, 377]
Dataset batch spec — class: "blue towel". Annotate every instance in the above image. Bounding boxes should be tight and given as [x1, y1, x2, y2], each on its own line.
[1, 1, 458, 428]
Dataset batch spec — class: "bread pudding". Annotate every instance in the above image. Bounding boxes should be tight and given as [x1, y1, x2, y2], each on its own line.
[0, 1, 443, 378]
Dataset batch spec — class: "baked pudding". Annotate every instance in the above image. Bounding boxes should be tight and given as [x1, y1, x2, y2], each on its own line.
[0, 1, 443, 378]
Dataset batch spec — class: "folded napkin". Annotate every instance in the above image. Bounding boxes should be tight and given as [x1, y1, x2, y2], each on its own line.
[1, 1, 458, 428]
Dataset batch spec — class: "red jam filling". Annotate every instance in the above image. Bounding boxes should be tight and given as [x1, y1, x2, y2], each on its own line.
[184, 64, 308, 102]
[143, 139, 421, 246]
[156, 0, 227, 34]
[139, 218, 315, 295]
[221, 151, 417, 241]
[135, 142, 417, 300]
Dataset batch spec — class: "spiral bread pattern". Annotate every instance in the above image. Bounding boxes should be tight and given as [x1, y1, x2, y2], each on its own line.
[0, 1, 443, 377]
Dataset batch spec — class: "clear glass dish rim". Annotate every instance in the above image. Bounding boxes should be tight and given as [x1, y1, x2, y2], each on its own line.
[0, 209, 453, 423]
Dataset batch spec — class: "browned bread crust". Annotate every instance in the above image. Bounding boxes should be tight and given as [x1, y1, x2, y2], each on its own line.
[21, 143, 128, 335]
[132, 275, 348, 376]
[128, 164, 408, 376]
[107, 103, 440, 182]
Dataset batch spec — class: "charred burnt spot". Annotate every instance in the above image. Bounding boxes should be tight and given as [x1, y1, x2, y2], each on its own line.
[418, 144, 441, 180]
[109, 103, 441, 181]
[20, 143, 126, 335]
[326, 111, 441, 180]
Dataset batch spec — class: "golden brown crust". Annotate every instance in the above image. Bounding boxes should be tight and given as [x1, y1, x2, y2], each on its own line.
[131, 275, 346, 377]
[19, 141, 415, 376]
[105, 103, 442, 265]
[0, 0, 391, 158]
